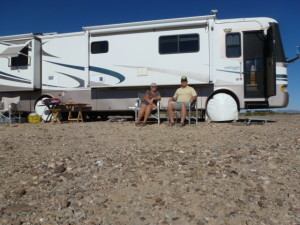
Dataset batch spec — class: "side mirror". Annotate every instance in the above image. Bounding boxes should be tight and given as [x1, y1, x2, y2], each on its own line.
[286, 46, 300, 64]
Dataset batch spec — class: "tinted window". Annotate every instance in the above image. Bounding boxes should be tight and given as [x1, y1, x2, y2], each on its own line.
[159, 34, 199, 54]
[91, 41, 109, 54]
[159, 36, 178, 54]
[11, 47, 29, 66]
[226, 33, 241, 58]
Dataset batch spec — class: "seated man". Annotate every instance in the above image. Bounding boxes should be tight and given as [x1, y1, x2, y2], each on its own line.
[168, 76, 197, 126]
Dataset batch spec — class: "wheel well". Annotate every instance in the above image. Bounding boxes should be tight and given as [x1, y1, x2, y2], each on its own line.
[206, 90, 240, 111]
[34, 95, 53, 107]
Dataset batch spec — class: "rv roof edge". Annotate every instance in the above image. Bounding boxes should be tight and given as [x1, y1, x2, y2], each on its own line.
[39, 31, 85, 39]
[88, 20, 208, 35]
[0, 33, 35, 41]
[83, 14, 215, 31]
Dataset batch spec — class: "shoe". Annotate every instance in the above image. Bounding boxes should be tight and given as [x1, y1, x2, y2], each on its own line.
[135, 122, 141, 126]
[168, 122, 175, 126]
[179, 123, 185, 127]
[140, 122, 147, 127]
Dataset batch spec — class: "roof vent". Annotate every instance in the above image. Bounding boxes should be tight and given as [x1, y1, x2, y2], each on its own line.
[211, 9, 218, 17]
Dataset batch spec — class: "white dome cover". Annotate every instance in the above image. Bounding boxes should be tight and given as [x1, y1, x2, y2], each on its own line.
[207, 93, 238, 121]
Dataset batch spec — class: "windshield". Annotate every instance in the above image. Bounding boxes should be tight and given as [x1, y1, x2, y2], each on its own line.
[273, 23, 286, 62]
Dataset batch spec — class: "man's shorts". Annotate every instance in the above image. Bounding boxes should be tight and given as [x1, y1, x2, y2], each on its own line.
[171, 102, 189, 110]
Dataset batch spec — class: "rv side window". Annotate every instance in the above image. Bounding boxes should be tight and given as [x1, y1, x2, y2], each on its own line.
[11, 47, 29, 67]
[226, 33, 241, 58]
[159, 34, 199, 54]
[91, 41, 109, 54]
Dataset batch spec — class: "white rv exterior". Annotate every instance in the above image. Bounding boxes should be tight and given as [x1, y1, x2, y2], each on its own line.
[0, 13, 289, 120]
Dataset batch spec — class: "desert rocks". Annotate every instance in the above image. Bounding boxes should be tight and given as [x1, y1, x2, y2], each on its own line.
[0, 114, 299, 224]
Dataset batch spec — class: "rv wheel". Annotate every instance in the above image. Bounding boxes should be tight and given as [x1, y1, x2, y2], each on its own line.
[34, 96, 52, 122]
[206, 93, 238, 122]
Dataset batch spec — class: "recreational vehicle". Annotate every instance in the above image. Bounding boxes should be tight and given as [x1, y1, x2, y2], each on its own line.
[0, 11, 289, 121]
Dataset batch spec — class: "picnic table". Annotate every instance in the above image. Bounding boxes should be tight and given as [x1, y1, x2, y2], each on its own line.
[64, 103, 89, 122]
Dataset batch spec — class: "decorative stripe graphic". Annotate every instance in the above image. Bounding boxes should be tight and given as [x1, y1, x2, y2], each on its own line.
[0, 71, 31, 82]
[42, 84, 65, 88]
[42, 50, 60, 58]
[43, 61, 125, 84]
[45, 61, 85, 71]
[216, 69, 241, 74]
[0, 75, 31, 84]
[42, 42, 60, 58]
[276, 74, 287, 79]
[0, 71, 31, 84]
[56, 72, 85, 87]
[89, 66, 125, 84]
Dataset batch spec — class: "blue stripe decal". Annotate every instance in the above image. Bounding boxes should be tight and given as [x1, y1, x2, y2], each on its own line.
[216, 69, 241, 74]
[45, 61, 85, 71]
[277, 79, 288, 81]
[89, 66, 125, 84]
[0, 74, 31, 84]
[56, 72, 85, 87]
[0, 71, 31, 82]
[276, 74, 287, 78]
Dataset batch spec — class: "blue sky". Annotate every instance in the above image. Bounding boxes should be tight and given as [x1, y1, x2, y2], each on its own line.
[0, 0, 299, 110]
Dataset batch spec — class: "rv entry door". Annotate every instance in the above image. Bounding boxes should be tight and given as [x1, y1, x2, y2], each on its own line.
[243, 31, 266, 98]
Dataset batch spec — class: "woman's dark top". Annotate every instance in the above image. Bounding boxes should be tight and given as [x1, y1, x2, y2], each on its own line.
[141, 90, 160, 105]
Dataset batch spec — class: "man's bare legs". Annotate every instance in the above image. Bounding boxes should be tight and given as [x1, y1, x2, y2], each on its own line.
[180, 103, 187, 124]
[168, 103, 176, 124]
[168, 102, 187, 125]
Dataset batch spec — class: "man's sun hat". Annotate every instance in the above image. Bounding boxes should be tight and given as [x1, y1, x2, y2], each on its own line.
[181, 76, 188, 82]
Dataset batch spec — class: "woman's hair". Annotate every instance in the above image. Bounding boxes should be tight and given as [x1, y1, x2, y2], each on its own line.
[150, 83, 157, 87]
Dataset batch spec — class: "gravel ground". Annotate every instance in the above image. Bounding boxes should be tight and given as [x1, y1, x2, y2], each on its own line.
[0, 114, 299, 225]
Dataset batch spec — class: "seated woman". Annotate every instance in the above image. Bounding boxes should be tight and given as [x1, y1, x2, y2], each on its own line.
[135, 83, 161, 126]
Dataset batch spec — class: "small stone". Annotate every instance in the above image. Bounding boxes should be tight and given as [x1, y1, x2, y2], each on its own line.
[154, 197, 163, 203]
[0, 192, 6, 200]
[258, 201, 267, 208]
[275, 199, 283, 206]
[61, 172, 74, 179]
[289, 207, 300, 212]
[207, 160, 216, 167]
[53, 165, 66, 174]
[60, 199, 71, 208]
[12, 188, 26, 197]
[197, 221, 205, 225]
[5, 204, 34, 214]
[230, 170, 239, 175]
[135, 211, 142, 217]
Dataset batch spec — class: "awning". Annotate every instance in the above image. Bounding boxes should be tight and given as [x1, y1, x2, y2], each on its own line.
[0, 42, 29, 58]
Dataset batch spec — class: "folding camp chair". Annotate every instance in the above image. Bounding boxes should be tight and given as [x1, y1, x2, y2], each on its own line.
[168, 100, 198, 125]
[131, 92, 161, 124]
[0, 97, 21, 124]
